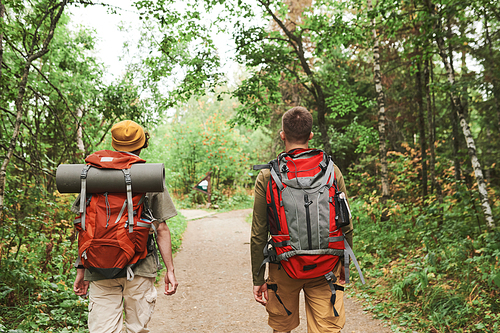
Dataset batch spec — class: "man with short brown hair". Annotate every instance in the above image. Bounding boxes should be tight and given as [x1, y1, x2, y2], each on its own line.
[251, 107, 353, 333]
[281, 106, 314, 144]
[73, 120, 178, 333]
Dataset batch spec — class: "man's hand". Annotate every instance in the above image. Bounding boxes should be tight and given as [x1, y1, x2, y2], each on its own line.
[73, 269, 89, 297]
[164, 270, 178, 295]
[339, 264, 346, 285]
[253, 284, 268, 306]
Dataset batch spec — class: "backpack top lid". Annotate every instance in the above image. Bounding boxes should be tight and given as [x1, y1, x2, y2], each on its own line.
[278, 149, 330, 189]
[85, 150, 146, 170]
[280, 148, 325, 179]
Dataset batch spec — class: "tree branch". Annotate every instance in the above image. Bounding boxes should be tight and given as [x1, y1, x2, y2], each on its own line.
[29, 60, 94, 146]
[0, 143, 55, 177]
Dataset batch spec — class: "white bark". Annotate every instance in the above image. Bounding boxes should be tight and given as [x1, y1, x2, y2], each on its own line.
[427, 2, 495, 229]
[0, 1, 5, 80]
[368, 0, 390, 200]
[76, 107, 85, 152]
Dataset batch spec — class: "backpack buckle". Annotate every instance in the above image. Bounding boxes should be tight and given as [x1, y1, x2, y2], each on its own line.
[325, 271, 337, 283]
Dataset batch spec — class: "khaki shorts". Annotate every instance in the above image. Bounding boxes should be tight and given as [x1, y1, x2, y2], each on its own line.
[88, 276, 157, 333]
[266, 263, 345, 333]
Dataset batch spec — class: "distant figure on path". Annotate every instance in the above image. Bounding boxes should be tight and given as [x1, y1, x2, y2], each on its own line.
[251, 106, 356, 333]
[72, 120, 178, 332]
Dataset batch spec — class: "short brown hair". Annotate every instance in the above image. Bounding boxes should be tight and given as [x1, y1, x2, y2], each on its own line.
[282, 106, 312, 144]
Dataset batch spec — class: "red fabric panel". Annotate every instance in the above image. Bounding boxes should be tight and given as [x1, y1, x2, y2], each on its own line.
[85, 150, 145, 169]
[285, 150, 324, 179]
[281, 255, 339, 279]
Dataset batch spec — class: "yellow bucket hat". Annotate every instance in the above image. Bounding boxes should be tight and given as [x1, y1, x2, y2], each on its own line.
[111, 120, 146, 152]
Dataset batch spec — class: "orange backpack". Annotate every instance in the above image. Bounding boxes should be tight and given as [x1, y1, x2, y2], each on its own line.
[74, 150, 154, 279]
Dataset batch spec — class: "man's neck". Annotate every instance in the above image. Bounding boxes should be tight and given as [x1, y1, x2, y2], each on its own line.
[285, 143, 309, 152]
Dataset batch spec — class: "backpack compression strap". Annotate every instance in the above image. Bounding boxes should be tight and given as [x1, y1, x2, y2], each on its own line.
[324, 271, 344, 317]
[122, 169, 134, 233]
[79, 165, 92, 231]
[344, 240, 366, 285]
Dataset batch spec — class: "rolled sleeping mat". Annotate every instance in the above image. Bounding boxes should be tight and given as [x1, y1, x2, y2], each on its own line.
[56, 163, 165, 193]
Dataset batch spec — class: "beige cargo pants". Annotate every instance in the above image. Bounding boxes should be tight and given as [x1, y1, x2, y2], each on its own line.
[266, 263, 346, 333]
[88, 276, 157, 333]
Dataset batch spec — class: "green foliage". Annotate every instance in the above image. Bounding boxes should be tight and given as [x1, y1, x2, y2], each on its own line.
[164, 214, 187, 255]
[130, 0, 226, 108]
[141, 91, 270, 209]
[0, 187, 88, 332]
[348, 148, 500, 332]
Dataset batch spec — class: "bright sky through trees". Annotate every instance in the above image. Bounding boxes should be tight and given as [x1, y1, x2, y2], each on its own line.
[68, 1, 238, 85]
[68, 0, 141, 83]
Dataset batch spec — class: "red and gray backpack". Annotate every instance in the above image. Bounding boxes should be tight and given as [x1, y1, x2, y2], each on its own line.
[74, 150, 155, 280]
[254, 148, 365, 316]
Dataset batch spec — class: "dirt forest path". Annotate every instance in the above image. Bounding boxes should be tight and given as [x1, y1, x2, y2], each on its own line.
[148, 209, 393, 333]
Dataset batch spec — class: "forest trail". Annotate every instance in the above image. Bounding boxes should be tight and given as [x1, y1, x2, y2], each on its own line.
[147, 209, 393, 333]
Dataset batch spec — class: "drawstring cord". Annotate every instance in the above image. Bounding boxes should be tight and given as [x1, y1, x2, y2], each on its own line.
[105, 192, 111, 228]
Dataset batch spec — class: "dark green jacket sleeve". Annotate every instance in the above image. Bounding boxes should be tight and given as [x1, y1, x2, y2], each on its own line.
[335, 165, 353, 249]
[250, 170, 269, 286]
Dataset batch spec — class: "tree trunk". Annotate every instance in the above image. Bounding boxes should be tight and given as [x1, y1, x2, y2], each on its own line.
[485, 127, 491, 182]
[368, 0, 390, 201]
[425, 0, 496, 229]
[424, 59, 440, 198]
[76, 107, 85, 153]
[484, 13, 500, 136]
[0, 0, 5, 82]
[0, 0, 68, 225]
[416, 59, 428, 199]
[451, 99, 461, 181]
[317, 101, 332, 157]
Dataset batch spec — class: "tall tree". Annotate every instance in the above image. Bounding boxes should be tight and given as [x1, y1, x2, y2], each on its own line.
[0, 0, 4, 82]
[424, 0, 496, 229]
[367, 0, 390, 201]
[257, 0, 331, 155]
[424, 58, 440, 197]
[0, 0, 68, 224]
[483, 12, 500, 135]
[415, 57, 428, 199]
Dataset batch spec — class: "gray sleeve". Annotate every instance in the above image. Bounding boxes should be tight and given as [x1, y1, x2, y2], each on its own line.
[147, 187, 178, 222]
[71, 195, 81, 214]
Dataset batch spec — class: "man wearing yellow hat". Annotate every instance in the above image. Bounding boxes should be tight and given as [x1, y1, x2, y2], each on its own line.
[73, 120, 178, 332]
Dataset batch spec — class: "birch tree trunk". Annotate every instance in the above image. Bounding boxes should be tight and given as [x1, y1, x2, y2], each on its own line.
[0, 0, 68, 224]
[425, 0, 496, 229]
[368, 0, 390, 201]
[76, 107, 85, 153]
[0, 0, 5, 81]
[451, 99, 462, 181]
[485, 127, 492, 182]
